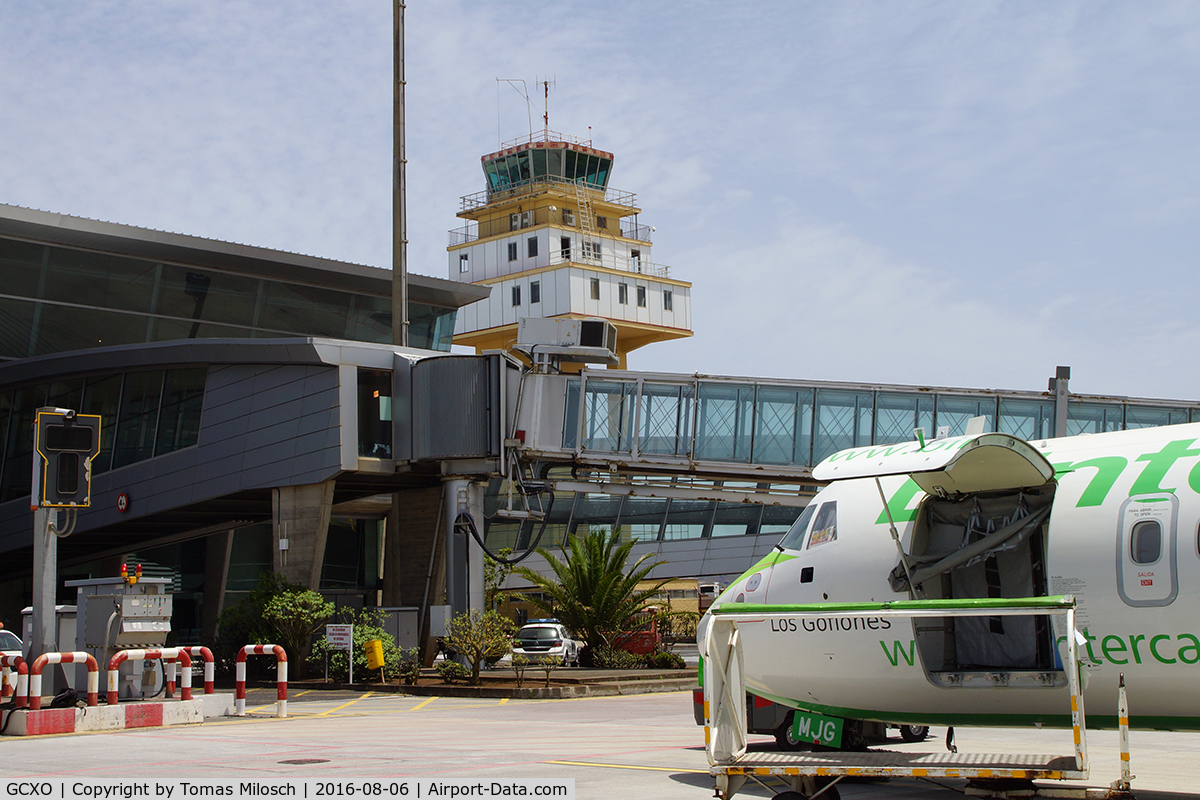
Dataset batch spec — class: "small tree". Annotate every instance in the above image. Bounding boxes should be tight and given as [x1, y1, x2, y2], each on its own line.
[263, 590, 334, 677]
[443, 609, 516, 685]
[534, 655, 560, 687]
[217, 573, 312, 675]
[511, 654, 530, 689]
[484, 547, 515, 612]
[658, 610, 700, 653]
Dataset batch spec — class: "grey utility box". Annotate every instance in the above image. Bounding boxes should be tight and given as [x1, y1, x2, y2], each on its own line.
[66, 577, 173, 699]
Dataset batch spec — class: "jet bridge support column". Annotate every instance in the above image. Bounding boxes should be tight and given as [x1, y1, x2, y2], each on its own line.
[443, 478, 485, 617]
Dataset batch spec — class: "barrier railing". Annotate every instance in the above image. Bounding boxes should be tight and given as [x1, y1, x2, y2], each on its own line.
[235, 644, 287, 718]
[106, 648, 192, 705]
[29, 652, 99, 710]
[1, 654, 28, 709]
[179, 646, 215, 695]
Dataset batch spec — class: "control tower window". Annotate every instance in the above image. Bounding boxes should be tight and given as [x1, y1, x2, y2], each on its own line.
[511, 285, 521, 307]
[597, 216, 608, 229]
[590, 278, 600, 300]
[507, 242, 517, 262]
[663, 290, 673, 311]
[459, 253, 469, 273]
[636, 286, 647, 308]
[563, 209, 574, 226]
[530, 281, 541, 304]
[618, 283, 628, 305]
[527, 237, 538, 258]
[562, 237, 573, 261]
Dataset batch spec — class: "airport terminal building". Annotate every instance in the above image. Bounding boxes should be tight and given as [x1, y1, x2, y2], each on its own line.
[5, 199, 1200, 660]
[0, 203, 490, 643]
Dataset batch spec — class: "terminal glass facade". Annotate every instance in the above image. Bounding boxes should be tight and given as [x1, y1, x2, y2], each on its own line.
[0, 368, 206, 503]
[0, 236, 458, 360]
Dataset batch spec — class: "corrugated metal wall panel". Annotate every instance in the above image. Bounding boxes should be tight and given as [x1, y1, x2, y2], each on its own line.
[411, 355, 499, 460]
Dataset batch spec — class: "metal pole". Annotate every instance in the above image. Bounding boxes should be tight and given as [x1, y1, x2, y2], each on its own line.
[29, 506, 58, 696]
[1113, 672, 1133, 793]
[392, 0, 409, 347]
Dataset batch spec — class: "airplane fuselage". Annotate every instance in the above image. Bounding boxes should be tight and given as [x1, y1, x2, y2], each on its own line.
[704, 423, 1200, 730]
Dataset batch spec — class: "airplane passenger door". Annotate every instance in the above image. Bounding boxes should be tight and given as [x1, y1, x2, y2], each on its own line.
[1116, 493, 1178, 607]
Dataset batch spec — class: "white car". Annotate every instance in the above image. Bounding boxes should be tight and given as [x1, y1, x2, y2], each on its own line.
[1, 629, 22, 696]
[511, 621, 582, 666]
[0, 629, 21, 660]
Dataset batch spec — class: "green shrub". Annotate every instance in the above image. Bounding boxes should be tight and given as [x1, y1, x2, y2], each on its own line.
[307, 608, 405, 682]
[645, 651, 686, 670]
[590, 644, 644, 670]
[436, 660, 470, 683]
[397, 647, 422, 685]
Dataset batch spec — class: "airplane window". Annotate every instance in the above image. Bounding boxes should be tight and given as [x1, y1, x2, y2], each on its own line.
[807, 501, 838, 549]
[777, 503, 817, 551]
[1131, 520, 1162, 564]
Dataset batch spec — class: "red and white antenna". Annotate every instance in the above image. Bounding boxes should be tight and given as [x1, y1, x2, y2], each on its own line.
[541, 77, 556, 137]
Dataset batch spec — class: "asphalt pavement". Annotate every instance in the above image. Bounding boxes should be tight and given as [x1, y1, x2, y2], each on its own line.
[2, 689, 1199, 799]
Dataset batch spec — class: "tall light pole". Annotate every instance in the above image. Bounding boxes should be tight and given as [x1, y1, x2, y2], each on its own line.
[392, 0, 408, 347]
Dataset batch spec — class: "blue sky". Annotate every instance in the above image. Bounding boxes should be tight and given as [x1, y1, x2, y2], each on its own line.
[2, 2, 1198, 400]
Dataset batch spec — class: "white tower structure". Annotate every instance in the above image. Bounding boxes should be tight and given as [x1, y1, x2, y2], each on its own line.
[447, 129, 692, 368]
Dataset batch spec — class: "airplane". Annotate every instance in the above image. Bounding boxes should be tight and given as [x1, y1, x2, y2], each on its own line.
[698, 422, 1200, 740]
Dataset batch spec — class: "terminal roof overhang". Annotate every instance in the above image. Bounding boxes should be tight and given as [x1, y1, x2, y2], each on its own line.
[0, 203, 490, 310]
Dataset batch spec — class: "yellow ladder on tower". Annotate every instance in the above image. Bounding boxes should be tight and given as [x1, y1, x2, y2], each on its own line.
[573, 179, 600, 263]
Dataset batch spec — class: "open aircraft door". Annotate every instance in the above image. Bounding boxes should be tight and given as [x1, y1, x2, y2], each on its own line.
[1116, 493, 1178, 608]
[813, 432, 1056, 495]
[816, 433, 1061, 679]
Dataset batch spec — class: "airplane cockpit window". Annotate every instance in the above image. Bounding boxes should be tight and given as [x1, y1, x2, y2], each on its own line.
[1131, 520, 1162, 564]
[807, 502, 838, 549]
[777, 503, 817, 551]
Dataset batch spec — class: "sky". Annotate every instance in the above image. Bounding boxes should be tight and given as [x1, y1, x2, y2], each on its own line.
[2, 1, 1198, 400]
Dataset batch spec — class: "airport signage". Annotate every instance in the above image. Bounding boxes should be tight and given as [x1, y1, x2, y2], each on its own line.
[326, 624, 353, 651]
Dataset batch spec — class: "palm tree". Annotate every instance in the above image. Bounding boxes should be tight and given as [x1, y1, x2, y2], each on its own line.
[513, 529, 670, 658]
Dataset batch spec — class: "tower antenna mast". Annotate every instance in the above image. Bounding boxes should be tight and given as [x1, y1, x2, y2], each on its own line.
[496, 79, 532, 144]
[541, 77, 556, 138]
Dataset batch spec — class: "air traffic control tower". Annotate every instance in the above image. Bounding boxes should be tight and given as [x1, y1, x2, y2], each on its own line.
[447, 130, 692, 368]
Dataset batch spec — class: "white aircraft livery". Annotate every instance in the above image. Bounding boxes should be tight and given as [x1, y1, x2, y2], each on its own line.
[700, 422, 1200, 731]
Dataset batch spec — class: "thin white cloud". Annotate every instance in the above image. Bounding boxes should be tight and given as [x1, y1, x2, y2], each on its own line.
[1, 0, 1199, 400]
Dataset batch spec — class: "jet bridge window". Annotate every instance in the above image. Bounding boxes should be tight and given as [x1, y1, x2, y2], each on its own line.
[1131, 520, 1162, 564]
[807, 501, 837, 549]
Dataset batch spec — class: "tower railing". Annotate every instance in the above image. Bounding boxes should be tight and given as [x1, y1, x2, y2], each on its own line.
[450, 218, 656, 249]
[498, 129, 595, 150]
[547, 250, 671, 279]
[460, 177, 638, 213]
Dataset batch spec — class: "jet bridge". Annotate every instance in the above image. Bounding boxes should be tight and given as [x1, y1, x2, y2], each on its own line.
[501, 369, 830, 512]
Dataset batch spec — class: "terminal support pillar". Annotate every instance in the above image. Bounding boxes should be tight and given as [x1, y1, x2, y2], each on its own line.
[443, 478, 485, 617]
[272, 481, 336, 590]
[1051, 366, 1071, 439]
[201, 530, 234, 646]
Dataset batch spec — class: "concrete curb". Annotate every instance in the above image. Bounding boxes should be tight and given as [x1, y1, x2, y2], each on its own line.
[1, 697, 214, 736]
[394, 677, 695, 699]
[245, 670, 697, 700]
